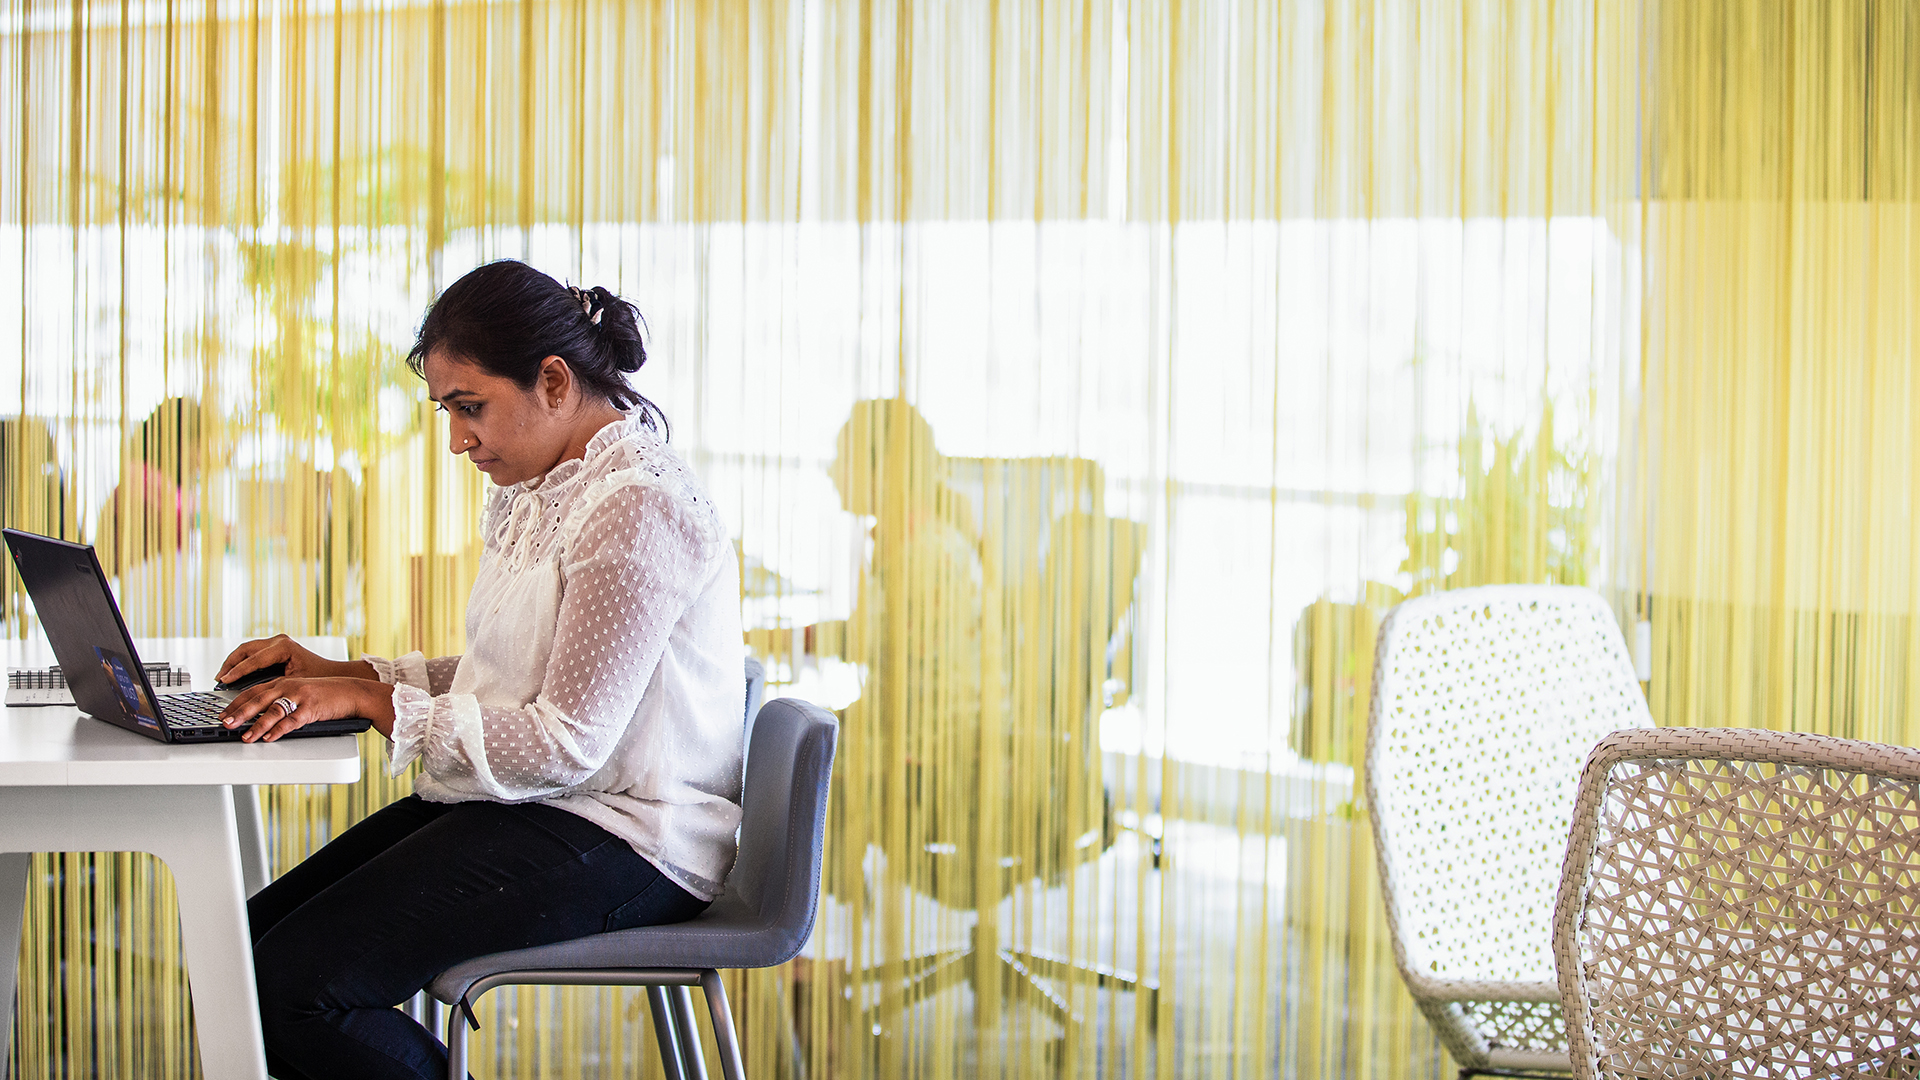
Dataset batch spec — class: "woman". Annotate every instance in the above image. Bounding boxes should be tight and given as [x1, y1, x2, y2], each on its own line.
[216, 259, 746, 1080]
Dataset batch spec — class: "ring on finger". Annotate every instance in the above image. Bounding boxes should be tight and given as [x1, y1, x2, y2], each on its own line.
[272, 696, 299, 717]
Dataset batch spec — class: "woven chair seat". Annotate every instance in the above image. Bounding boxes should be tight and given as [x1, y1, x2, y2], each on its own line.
[1556, 727, 1920, 1080]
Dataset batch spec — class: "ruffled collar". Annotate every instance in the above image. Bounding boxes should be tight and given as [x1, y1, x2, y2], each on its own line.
[515, 412, 657, 497]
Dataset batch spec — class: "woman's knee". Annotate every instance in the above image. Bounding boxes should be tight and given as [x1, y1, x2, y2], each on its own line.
[255, 925, 409, 1040]
[253, 929, 337, 1039]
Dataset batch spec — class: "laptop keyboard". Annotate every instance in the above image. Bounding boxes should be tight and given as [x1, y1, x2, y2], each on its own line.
[159, 692, 230, 729]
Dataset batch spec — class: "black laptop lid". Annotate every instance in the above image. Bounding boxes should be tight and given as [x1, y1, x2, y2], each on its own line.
[4, 529, 169, 738]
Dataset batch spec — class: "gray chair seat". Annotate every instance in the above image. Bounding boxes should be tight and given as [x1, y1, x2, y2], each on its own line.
[428, 689, 836, 1080]
[428, 888, 802, 1002]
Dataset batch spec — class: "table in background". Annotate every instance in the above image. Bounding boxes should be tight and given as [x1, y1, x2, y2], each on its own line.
[0, 637, 363, 1080]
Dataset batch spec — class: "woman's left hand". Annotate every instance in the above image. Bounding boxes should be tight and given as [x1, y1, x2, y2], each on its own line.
[220, 677, 397, 743]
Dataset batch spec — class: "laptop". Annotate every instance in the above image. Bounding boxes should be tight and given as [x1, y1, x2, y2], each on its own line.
[3, 528, 372, 743]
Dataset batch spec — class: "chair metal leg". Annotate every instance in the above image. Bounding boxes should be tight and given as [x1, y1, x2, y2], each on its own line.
[444, 999, 470, 1080]
[648, 986, 690, 1080]
[670, 984, 711, 1080]
[775, 969, 807, 1080]
[429, 970, 748, 1080]
[701, 970, 747, 1080]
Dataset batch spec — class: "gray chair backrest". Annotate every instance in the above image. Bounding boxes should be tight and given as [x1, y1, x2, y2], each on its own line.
[742, 655, 767, 770]
[713, 696, 838, 964]
[744, 655, 766, 731]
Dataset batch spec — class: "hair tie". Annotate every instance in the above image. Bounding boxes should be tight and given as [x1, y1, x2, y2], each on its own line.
[568, 284, 605, 326]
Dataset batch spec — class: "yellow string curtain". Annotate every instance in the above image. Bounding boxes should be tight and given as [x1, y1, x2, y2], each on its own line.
[5, 1, 1906, 1079]
[1632, 0, 1920, 745]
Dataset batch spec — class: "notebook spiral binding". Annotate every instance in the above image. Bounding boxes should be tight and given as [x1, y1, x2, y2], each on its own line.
[9, 662, 191, 690]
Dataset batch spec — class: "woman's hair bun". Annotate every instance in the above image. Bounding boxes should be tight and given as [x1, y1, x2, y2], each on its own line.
[585, 286, 648, 375]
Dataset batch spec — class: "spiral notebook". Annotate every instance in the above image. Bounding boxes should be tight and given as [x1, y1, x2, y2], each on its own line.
[7, 662, 194, 707]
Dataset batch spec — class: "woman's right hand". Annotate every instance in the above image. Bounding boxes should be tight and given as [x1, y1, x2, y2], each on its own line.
[216, 634, 379, 686]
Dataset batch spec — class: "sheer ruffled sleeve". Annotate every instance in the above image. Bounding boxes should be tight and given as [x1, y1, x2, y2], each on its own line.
[424, 655, 461, 694]
[363, 654, 461, 774]
[384, 473, 724, 795]
[361, 652, 458, 693]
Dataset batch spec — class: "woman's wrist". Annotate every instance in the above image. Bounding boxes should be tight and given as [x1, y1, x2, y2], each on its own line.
[320, 657, 383, 682]
[358, 680, 398, 739]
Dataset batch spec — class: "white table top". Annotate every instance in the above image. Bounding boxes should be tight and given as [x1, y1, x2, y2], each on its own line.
[1, 636, 365, 788]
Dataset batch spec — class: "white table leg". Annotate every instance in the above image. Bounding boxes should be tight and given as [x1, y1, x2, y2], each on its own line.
[140, 786, 267, 1080]
[0, 785, 267, 1080]
[231, 786, 271, 896]
[0, 851, 28, 1080]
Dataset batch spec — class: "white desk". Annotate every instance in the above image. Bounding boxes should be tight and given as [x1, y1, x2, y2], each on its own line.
[0, 637, 363, 1080]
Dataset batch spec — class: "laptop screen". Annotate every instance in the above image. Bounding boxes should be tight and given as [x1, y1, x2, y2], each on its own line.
[4, 529, 167, 734]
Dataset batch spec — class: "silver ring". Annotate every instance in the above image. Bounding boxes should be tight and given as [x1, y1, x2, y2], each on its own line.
[272, 696, 298, 716]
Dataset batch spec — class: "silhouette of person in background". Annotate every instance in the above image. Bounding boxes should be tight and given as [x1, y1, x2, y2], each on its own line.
[0, 416, 69, 533]
[817, 398, 987, 905]
[97, 396, 205, 578]
[0, 416, 72, 628]
[801, 398, 1149, 1051]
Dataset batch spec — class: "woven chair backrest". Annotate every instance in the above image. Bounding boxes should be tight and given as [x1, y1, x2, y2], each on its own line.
[1366, 585, 1651, 993]
[1556, 727, 1920, 1080]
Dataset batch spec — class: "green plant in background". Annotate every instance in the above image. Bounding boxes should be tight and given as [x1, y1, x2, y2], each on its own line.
[228, 149, 505, 646]
[1402, 402, 1595, 594]
[241, 147, 499, 452]
[1293, 403, 1598, 768]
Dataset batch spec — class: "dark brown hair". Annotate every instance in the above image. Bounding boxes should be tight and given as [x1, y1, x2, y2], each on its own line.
[407, 260, 667, 436]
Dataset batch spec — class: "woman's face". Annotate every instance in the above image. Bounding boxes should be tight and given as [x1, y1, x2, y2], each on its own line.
[423, 350, 573, 486]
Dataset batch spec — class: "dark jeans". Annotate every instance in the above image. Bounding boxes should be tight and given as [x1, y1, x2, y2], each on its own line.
[248, 795, 708, 1080]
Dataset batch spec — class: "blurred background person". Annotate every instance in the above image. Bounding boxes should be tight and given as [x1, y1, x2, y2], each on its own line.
[0, 415, 73, 631]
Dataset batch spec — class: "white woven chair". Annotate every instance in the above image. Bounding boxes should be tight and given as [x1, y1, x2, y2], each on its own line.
[1365, 585, 1652, 1076]
[1555, 728, 1920, 1080]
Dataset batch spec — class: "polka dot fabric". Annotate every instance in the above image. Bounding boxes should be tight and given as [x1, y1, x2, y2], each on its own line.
[365, 413, 747, 900]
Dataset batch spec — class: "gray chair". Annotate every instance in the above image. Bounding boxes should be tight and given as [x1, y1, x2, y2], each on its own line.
[428, 691, 837, 1080]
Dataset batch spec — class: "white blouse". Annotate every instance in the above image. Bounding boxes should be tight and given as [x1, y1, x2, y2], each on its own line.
[366, 413, 746, 901]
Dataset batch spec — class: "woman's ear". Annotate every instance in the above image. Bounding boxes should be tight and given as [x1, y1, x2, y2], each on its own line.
[537, 355, 572, 409]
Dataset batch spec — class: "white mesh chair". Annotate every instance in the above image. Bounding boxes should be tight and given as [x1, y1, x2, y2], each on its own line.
[1365, 585, 1652, 1076]
[1555, 728, 1920, 1080]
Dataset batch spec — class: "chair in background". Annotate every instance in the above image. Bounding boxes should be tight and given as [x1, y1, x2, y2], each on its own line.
[885, 454, 1153, 1034]
[1555, 728, 1920, 1080]
[1365, 585, 1651, 1077]
[428, 695, 838, 1080]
